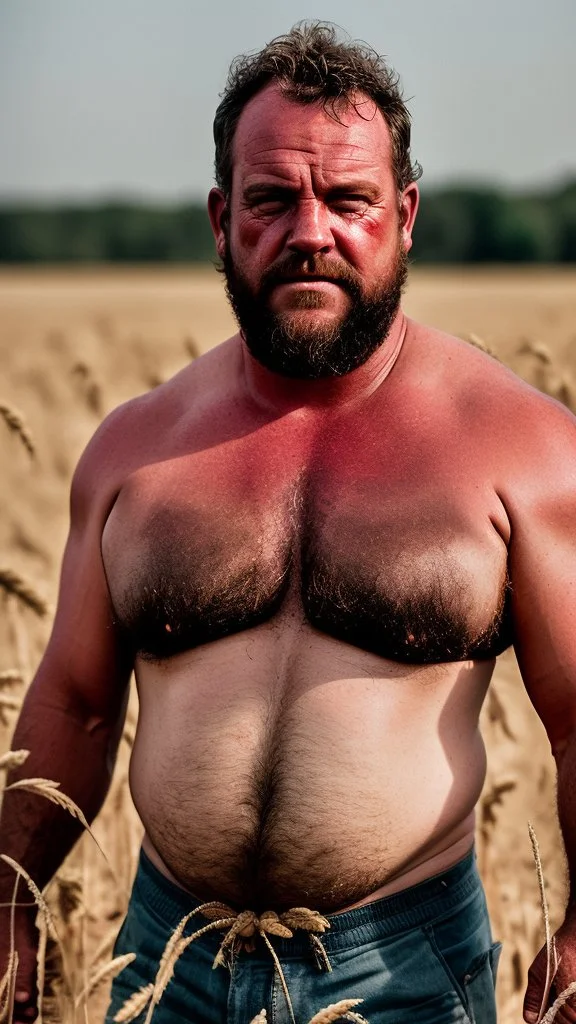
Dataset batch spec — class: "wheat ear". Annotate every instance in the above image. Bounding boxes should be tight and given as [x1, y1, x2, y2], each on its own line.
[74, 953, 136, 1006]
[0, 569, 49, 617]
[142, 910, 197, 1024]
[0, 695, 22, 724]
[4, 778, 107, 860]
[114, 983, 154, 1023]
[248, 1012, 267, 1024]
[0, 670, 23, 684]
[0, 695, 21, 709]
[0, 402, 36, 458]
[0, 749, 30, 772]
[308, 999, 367, 1024]
[143, 911, 236, 1024]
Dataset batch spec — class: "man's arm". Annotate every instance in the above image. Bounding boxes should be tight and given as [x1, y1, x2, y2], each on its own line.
[0, 414, 134, 1020]
[505, 400, 576, 1023]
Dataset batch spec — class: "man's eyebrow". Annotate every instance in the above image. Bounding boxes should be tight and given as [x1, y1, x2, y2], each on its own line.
[325, 181, 381, 198]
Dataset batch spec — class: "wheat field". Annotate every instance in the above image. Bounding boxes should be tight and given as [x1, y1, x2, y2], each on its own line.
[1, 265, 576, 1023]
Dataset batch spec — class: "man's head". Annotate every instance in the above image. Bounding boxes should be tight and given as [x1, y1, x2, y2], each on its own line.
[208, 23, 421, 380]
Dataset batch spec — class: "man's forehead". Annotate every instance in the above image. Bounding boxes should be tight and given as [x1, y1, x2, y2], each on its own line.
[231, 82, 393, 178]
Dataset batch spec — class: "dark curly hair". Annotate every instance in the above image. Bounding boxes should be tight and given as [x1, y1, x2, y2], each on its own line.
[213, 22, 422, 197]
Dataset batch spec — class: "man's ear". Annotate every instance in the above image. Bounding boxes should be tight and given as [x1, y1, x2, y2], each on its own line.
[399, 183, 419, 253]
[208, 188, 228, 259]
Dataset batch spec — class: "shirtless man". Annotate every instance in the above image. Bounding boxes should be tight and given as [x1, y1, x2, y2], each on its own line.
[1, 22, 576, 1024]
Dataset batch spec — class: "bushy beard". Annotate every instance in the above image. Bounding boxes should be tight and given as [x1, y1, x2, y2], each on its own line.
[221, 243, 408, 380]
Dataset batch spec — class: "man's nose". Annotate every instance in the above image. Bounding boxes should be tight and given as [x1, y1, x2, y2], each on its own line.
[286, 199, 334, 255]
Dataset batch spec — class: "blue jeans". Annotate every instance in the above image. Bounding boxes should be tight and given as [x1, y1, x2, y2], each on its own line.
[107, 848, 501, 1024]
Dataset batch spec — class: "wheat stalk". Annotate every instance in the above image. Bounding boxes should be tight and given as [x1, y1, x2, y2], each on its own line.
[528, 822, 558, 1020]
[141, 909, 197, 1024]
[0, 569, 49, 618]
[0, 856, 58, 938]
[114, 983, 154, 1023]
[0, 402, 36, 458]
[0, 956, 13, 1011]
[90, 924, 123, 967]
[0, 874, 20, 1024]
[0, 856, 76, 1017]
[0, 749, 30, 772]
[0, 950, 18, 1024]
[4, 778, 107, 859]
[74, 953, 136, 1006]
[36, 915, 47, 1024]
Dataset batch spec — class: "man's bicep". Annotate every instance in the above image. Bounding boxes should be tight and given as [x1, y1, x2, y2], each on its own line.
[509, 476, 576, 754]
[30, 430, 133, 723]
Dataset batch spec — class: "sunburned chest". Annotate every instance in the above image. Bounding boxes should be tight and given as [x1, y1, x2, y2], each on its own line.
[102, 417, 513, 664]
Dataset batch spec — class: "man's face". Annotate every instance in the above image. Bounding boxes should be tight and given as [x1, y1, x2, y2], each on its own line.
[209, 83, 419, 379]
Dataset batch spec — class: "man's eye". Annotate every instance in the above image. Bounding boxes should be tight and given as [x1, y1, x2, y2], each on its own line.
[251, 199, 289, 215]
[331, 197, 368, 213]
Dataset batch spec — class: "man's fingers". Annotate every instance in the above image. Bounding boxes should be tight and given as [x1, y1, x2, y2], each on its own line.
[13, 989, 38, 1023]
[524, 952, 576, 1024]
[524, 946, 549, 1023]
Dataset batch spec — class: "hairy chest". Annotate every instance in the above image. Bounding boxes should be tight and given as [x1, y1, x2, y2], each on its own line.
[102, 421, 512, 664]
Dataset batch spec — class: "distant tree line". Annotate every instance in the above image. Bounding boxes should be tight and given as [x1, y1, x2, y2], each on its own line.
[412, 180, 576, 263]
[0, 180, 575, 263]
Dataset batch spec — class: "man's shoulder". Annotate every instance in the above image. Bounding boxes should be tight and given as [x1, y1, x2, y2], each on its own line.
[407, 317, 575, 426]
[71, 336, 241, 506]
[402, 318, 576, 491]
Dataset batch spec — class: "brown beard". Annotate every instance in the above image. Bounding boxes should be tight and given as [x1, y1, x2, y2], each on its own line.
[221, 243, 408, 379]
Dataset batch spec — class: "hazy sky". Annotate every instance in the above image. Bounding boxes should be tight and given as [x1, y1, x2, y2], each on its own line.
[1, 0, 575, 201]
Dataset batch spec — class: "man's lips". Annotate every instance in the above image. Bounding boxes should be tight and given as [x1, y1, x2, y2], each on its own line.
[272, 276, 344, 286]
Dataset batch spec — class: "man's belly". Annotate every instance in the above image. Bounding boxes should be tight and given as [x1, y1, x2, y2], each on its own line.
[129, 616, 493, 912]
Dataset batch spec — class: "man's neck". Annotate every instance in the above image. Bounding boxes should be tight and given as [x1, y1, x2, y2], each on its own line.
[240, 309, 407, 414]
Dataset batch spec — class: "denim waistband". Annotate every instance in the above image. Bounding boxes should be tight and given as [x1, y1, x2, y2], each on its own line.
[135, 846, 480, 957]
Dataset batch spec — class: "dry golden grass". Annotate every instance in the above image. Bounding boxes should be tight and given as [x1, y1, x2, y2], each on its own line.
[0, 570, 49, 619]
[0, 266, 575, 1023]
[0, 403, 36, 460]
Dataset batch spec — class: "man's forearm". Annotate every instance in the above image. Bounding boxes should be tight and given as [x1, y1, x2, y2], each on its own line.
[556, 731, 576, 909]
[0, 692, 123, 898]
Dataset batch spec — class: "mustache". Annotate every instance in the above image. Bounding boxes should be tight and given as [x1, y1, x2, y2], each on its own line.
[259, 255, 361, 295]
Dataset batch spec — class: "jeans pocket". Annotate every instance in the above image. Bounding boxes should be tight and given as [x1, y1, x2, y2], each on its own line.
[463, 942, 502, 1024]
[423, 925, 501, 1024]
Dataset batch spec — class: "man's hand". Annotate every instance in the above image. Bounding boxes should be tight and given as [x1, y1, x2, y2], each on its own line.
[0, 905, 39, 1023]
[524, 913, 576, 1023]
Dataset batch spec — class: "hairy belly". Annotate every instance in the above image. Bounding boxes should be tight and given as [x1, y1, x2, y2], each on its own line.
[129, 622, 492, 911]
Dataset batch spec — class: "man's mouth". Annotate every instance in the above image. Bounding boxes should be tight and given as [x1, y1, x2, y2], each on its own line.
[274, 276, 343, 286]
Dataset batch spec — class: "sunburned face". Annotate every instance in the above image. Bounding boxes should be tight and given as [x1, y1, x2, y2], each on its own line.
[208, 83, 419, 379]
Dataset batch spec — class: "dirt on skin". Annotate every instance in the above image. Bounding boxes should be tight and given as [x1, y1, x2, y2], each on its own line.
[1, 265, 575, 1023]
